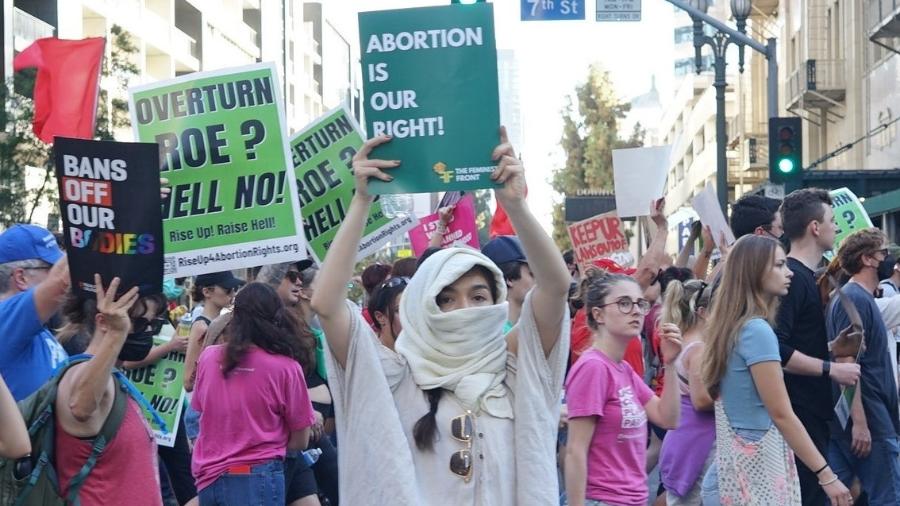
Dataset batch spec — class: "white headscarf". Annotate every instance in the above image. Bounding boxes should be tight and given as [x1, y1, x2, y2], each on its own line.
[394, 247, 513, 419]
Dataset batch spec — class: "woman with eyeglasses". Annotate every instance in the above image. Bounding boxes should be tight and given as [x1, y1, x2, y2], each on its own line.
[310, 129, 571, 505]
[191, 282, 316, 506]
[699, 235, 851, 506]
[656, 279, 715, 506]
[367, 276, 409, 351]
[564, 271, 683, 506]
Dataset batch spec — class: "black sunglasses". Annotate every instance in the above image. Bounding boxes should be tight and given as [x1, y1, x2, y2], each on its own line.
[131, 317, 166, 335]
[380, 277, 410, 291]
[285, 271, 301, 283]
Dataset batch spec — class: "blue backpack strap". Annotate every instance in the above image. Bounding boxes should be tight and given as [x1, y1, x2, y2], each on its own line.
[112, 370, 169, 435]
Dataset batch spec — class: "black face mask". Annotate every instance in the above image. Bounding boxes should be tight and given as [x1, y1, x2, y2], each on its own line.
[118, 330, 155, 361]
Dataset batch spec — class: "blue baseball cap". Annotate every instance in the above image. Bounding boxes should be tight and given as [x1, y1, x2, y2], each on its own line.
[0, 224, 63, 265]
[482, 235, 527, 266]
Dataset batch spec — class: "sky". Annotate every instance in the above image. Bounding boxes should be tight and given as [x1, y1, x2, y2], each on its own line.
[331, 0, 681, 233]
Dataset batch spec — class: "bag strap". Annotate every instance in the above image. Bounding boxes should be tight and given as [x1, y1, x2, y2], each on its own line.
[65, 375, 128, 505]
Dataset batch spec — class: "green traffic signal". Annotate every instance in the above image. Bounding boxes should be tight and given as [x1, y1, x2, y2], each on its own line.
[778, 158, 795, 173]
[768, 117, 802, 185]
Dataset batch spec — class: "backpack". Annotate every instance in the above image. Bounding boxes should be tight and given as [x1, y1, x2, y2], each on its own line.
[0, 358, 127, 506]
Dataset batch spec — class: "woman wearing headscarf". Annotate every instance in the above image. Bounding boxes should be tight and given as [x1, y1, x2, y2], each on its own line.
[311, 129, 571, 505]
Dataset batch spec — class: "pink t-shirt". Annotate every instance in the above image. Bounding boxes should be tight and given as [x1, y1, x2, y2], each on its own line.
[191, 345, 316, 491]
[565, 348, 655, 506]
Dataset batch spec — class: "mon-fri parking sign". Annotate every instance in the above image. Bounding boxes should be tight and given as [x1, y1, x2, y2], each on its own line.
[597, 0, 641, 21]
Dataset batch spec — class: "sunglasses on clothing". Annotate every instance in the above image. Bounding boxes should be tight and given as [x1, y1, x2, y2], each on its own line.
[131, 317, 167, 335]
[380, 277, 410, 291]
[450, 410, 474, 482]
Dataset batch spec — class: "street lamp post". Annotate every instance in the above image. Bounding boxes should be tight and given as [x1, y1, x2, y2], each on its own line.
[666, 0, 777, 214]
[687, 0, 752, 213]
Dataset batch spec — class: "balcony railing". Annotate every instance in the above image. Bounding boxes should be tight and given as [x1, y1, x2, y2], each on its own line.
[13, 8, 54, 51]
[786, 59, 846, 110]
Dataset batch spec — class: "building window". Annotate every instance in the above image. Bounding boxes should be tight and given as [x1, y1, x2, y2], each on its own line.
[674, 26, 693, 45]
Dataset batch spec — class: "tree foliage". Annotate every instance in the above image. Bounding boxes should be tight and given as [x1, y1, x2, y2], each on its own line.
[550, 65, 645, 250]
[0, 25, 140, 230]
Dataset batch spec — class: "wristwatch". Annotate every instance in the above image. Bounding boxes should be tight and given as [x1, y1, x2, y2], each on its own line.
[822, 360, 831, 378]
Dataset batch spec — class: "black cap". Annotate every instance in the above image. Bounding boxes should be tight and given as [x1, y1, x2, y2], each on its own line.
[294, 259, 315, 271]
[194, 271, 245, 290]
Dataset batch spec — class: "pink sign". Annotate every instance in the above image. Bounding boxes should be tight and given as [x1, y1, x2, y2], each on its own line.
[408, 194, 480, 256]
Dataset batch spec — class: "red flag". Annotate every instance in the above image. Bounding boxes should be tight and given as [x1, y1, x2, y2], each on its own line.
[13, 37, 105, 143]
[489, 185, 528, 238]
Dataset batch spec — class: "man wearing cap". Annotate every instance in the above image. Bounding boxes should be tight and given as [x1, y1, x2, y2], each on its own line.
[482, 235, 535, 333]
[0, 224, 71, 400]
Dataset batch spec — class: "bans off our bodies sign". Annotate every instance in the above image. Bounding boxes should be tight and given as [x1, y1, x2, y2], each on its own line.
[129, 63, 306, 278]
[54, 137, 164, 296]
[567, 211, 629, 270]
[359, 3, 501, 194]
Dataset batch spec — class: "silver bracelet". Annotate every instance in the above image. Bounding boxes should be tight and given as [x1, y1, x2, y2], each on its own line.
[818, 475, 838, 487]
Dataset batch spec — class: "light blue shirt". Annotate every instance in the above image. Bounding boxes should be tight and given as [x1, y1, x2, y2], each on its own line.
[720, 318, 782, 431]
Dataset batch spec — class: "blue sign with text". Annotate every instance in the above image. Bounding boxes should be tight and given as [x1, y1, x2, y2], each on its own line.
[521, 0, 585, 21]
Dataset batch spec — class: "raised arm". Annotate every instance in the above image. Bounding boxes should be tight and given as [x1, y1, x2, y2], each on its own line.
[675, 221, 700, 268]
[34, 255, 71, 324]
[56, 276, 139, 434]
[493, 127, 570, 356]
[634, 200, 669, 290]
[310, 135, 398, 368]
[428, 205, 454, 249]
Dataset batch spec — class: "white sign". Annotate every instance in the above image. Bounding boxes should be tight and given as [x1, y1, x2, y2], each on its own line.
[597, 0, 641, 21]
[691, 182, 735, 249]
[612, 145, 671, 218]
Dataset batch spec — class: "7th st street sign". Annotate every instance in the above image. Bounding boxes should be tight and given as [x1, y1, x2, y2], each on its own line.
[521, 0, 585, 20]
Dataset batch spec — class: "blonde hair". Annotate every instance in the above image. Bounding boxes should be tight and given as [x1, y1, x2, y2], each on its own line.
[660, 279, 710, 333]
[702, 235, 783, 398]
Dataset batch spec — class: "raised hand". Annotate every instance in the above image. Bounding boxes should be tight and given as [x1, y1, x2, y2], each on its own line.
[351, 135, 400, 201]
[491, 126, 526, 206]
[657, 323, 684, 365]
[94, 274, 140, 336]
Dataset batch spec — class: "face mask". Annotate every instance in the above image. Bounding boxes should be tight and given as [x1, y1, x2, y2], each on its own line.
[118, 329, 155, 361]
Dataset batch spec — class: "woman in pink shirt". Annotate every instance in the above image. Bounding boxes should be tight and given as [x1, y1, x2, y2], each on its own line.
[565, 271, 683, 506]
[191, 282, 316, 506]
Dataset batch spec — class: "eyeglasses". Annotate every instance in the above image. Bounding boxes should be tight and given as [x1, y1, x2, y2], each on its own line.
[285, 271, 301, 283]
[22, 266, 50, 272]
[217, 285, 238, 294]
[598, 297, 651, 315]
[380, 276, 410, 291]
[131, 317, 166, 335]
[449, 410, 474, 482]
[690, 281, 709, 312]
[872, 248, 889, 258]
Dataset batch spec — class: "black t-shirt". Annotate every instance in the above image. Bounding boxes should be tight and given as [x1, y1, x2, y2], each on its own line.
[827, 282, 900, 439]
[774, 257, 834, 421]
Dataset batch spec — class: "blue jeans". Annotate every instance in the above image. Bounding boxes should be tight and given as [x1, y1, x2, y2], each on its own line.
[198, 460, 284, 506]
[184, 404, 200, 441]
[828, 436, 900, 506]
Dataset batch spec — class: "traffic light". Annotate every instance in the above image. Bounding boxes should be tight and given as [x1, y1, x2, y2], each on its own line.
[768, 117, 802, 184]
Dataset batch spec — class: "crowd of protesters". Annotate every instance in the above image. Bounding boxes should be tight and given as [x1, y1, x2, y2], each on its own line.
[1, 129, 900, 506]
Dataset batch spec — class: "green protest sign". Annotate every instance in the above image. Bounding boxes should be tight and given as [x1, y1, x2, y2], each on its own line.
[290, 106, 415, 263]
[121, 335, 186, 447]
[829, 187, 873, 255]
[359, 3, 501, 194]
[129, 63, 306, 278]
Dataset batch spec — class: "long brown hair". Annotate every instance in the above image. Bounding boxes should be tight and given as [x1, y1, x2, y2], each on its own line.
[222, 282, 311, 376]
[702, 235, 783, 398]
